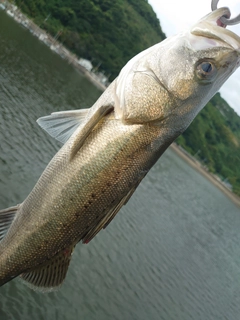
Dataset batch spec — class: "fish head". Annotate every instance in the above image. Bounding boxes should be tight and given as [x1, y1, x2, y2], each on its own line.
[114, 8, 240, 131]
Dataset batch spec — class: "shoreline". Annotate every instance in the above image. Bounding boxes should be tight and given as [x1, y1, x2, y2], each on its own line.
[2, 1, 240, 208]
[170, 143, 240, 208]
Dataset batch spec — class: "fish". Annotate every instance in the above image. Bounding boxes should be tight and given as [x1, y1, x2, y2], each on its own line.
[0, 7, 240, 291]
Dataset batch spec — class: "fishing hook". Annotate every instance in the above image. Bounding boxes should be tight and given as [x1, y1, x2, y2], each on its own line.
[211, 0, 240, 25]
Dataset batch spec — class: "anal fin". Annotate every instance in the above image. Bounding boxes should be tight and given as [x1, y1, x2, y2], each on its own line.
[0, 204, 20, 241]
[20, 244, 75, 292]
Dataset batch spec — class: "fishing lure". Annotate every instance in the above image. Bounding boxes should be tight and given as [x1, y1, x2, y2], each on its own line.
[211, 0, 240, 25]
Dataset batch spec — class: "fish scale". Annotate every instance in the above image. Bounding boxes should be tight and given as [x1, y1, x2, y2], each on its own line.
[0, 7, 240, 290]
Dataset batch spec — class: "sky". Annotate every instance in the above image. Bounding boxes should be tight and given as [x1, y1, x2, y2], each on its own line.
[148, 0, 240, 115]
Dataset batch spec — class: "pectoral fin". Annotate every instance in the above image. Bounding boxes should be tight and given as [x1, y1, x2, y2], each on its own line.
[20, 245, 75, 292]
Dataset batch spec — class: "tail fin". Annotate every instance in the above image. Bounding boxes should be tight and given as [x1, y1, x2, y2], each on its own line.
[0, 204, 20, 241]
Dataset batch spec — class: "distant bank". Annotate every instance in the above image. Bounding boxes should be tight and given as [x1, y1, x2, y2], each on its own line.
[170, 143, 240, 208]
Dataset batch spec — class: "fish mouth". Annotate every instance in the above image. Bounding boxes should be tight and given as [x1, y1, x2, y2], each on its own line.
[190, 8, 240, 51]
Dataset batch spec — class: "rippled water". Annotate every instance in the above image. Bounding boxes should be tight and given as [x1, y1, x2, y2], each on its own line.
[1, 11, 240, 320]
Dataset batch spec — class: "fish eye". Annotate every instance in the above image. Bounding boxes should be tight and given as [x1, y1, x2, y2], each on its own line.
[201, 62, 213, 73]
[196, 60, 217, 83]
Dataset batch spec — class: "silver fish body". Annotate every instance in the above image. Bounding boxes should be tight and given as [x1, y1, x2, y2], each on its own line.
[0, 97, 179, 287]
[0, 8, 240, 290]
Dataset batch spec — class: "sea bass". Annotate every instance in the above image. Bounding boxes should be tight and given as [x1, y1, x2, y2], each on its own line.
[0, 8, 240, 291]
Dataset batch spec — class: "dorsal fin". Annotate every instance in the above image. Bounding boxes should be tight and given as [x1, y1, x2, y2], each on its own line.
[20, 244, 75, 292]
[0, 205, 20, 241]
[37, 109, 89, 144]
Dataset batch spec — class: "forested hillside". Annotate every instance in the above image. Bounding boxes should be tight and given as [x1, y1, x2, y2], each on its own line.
[12, 0, 240, 196]
[14, 0, 165, 80]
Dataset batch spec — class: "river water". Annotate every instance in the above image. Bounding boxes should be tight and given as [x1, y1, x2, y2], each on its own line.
[1, 11, 240, 320]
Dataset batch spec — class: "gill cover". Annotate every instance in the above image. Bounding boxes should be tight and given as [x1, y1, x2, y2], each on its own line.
[114, 42, 176, 124]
